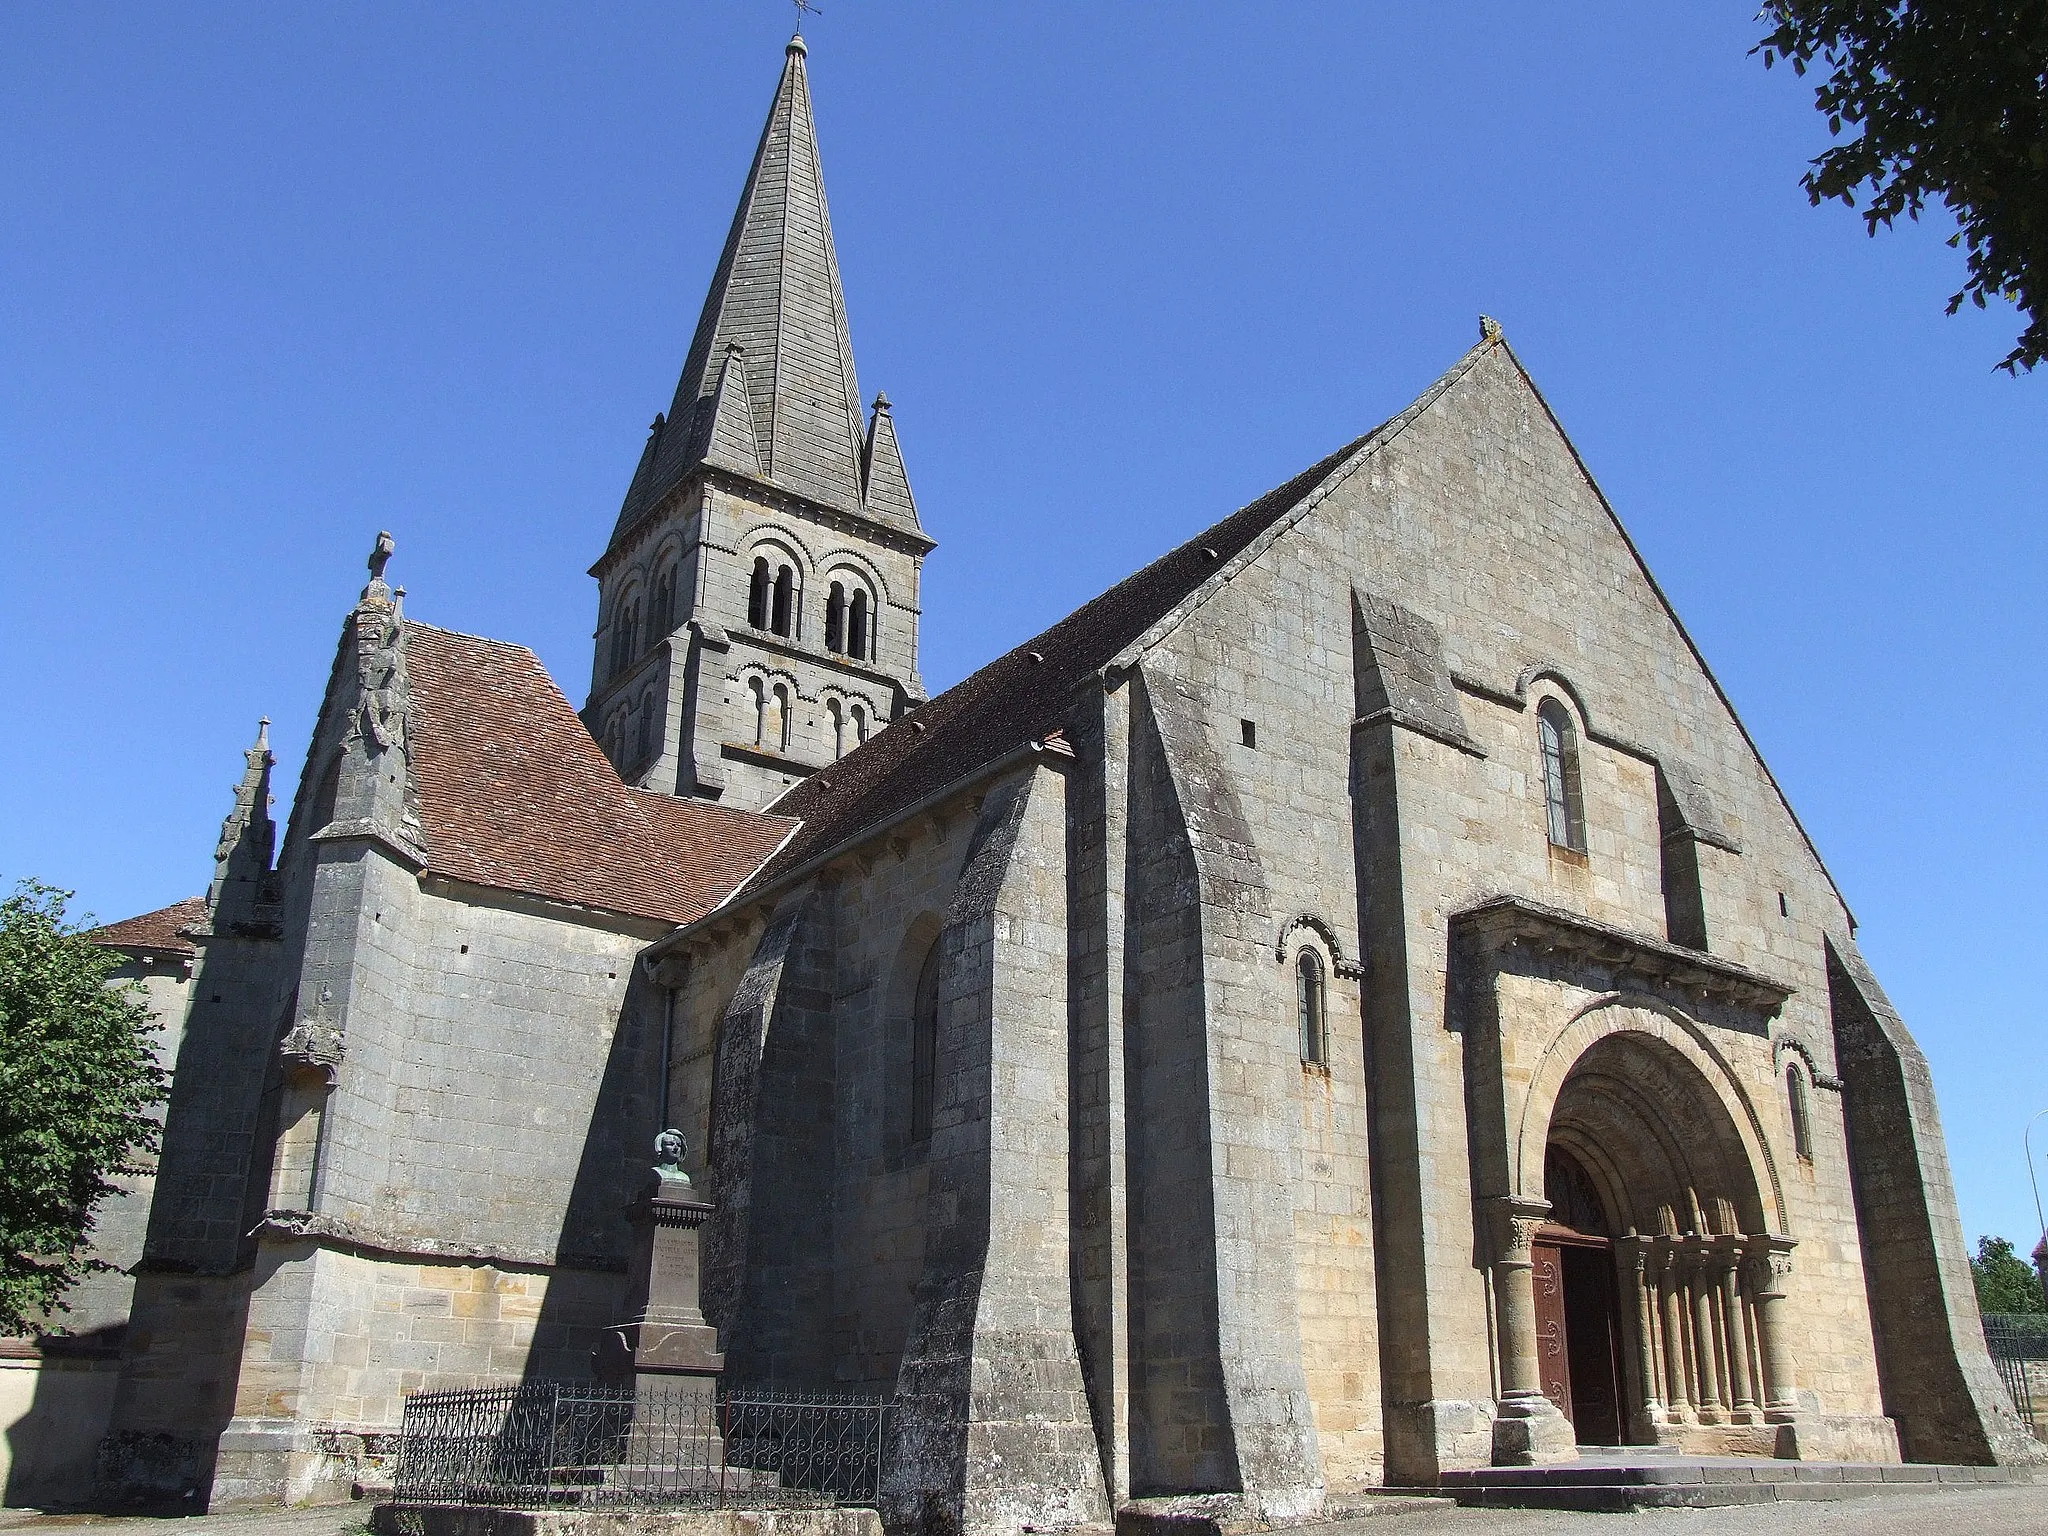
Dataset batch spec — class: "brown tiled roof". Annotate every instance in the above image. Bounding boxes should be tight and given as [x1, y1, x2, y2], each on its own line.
[403, 623, 793, 925]
[90, 896, 206, 956]
[733, 425, 1389, 902]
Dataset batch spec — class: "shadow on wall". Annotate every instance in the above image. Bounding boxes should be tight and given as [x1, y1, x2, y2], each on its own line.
[521, 967, 665, 1387]
[2, 1328, 125, 1510]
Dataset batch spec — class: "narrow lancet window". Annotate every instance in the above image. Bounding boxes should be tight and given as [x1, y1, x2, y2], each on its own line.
[748, 558, 771, 630]
[825, 582, 846, 653]
[770, 683, 792, 751]
[772, 565, 794, 637]
[1538, 698, 1587, 853]
[911, 938, 940, 1146]
[748, 677, 767, 747]
[1787, 1064, 1814, 1161]
[1297, 949, 1327, 1066]
[829, 698, 845, 759]
[849, 590, 870, 660]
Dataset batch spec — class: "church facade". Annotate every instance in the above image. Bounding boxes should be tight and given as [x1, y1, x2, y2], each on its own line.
[79, 33, 2037, 1531]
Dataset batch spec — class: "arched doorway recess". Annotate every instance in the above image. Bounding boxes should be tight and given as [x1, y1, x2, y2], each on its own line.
[1530, 1028, 1798, 1447]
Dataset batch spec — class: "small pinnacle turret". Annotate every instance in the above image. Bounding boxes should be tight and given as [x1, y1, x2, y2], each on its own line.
[207, 716, 278, 928]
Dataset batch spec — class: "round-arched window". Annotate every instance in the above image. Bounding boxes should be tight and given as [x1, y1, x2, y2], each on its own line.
[1297, 949, 1327, 1066]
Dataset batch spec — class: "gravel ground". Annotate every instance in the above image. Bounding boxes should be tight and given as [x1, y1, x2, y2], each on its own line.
[2, 1490, 2046, 1536]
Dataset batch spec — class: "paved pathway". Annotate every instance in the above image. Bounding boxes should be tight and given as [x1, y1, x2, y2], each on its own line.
[3, 1490, 2046, 1536]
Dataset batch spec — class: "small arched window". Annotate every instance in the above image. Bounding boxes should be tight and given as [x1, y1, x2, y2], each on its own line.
[828, 698, 845, 759]
[771, 682, 792, 751]
[1537, 697, 1587, 853]
[748, 677, 767, 747]
[1296, 949, 1327, 1066]
[772, 565, 794, 638]
[1787, 1063, 1813, 1161]
[851, 702, 868, 746]
[849, 590, 870, 661]
[911, 938, 940, 1145]
[825, 582, 846, 654]
[650, 564, 675, 645]
[747, 558, 771, 630]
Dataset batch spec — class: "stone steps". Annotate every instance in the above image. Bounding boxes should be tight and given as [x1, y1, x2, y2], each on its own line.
[1435, 1457, 2041, 1511]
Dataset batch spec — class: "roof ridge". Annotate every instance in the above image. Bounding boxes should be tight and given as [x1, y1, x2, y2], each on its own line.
[1107, 332, 1501, 673]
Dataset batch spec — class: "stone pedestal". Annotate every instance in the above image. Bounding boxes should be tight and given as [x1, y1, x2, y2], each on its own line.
[600, 1174, 724, 1397]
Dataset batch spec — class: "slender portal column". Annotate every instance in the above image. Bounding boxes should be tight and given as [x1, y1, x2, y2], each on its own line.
[1620, 1237, 1663, 1430]
[1486, 1197, 1575, 1465]
[1687, 1248, 1724, 1423]
[1715, 1240, 1756, 1420]
[1745, 1235, 1800, 1422]
[1658, 1246, 1691, 1423]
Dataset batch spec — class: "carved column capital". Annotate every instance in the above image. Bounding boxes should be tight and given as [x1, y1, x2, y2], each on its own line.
[1743, 1233, 1797, 1298]
[1486, 1194, 1553, 1268]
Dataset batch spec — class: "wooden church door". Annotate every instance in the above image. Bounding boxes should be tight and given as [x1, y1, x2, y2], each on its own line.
[1532, 1238, 1572, 1417]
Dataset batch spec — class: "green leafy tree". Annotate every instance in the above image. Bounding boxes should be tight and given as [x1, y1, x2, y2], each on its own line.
[1971, 1234, 2047, 1315]
[0, 881, 167, 1335]
[1756, 2, 2048, 373]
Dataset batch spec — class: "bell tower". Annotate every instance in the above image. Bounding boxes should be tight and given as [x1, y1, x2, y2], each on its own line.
[585, 34, 932, 811]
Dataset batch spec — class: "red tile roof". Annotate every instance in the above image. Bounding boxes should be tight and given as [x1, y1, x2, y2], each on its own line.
[90, 896, 206, 956]
[403, 622, 793, 925]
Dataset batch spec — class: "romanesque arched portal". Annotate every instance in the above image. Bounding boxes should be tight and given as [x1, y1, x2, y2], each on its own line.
[1530, 1028, 1796, 1449]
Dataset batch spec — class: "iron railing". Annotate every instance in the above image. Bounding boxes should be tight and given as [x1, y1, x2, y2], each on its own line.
[1984, 1313, 2048, 1435]
[391, 1380, 890, 1509]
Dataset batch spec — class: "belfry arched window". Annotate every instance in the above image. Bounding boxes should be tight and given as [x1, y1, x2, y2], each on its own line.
[825, 582, 846, 653]
[1296, 949, 1327, 1066]
[748, 677, 767, 747]
[1537, 697, 1587, 853]
[1787, 1063, 1814, 1162]
[828, 698, 846, 759]
[771, 565, 794, 638]
[911, 937, 940, 1146]
[748, 558, 771, 630]
[650, 563, 676, 646]
[635, 689, 656, 768]
[849, 590, 870, 661]
[851, 702, 868, 746]
[771, 682, 792, 751]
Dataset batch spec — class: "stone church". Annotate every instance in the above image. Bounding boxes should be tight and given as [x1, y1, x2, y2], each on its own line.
[73, 30, 2037, 1532]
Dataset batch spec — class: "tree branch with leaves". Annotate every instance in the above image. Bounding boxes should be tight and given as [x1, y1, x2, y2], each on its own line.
[0, 882, 168, 1336]
[1758, 1, 2048, 373]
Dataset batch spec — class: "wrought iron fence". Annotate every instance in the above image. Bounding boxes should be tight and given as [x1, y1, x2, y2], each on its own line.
[1984, 1313, 2048, 1435]
[391, 1380, 890, 1509]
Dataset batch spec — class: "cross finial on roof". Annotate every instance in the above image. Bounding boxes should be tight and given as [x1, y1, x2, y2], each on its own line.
[791, 0, 821, 36]
[368, 530, 395, 582]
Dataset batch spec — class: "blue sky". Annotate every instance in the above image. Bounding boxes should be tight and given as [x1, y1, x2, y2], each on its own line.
[3, 4, 2043, 1256]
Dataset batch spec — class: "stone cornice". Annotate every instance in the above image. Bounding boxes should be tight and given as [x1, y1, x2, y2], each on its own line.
[253, 1209, 626, 1275]
[1451, 894, 1793, 1014]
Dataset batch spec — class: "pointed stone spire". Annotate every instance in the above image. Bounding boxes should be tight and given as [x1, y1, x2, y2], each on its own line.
[613, 35, 916, 542]
[861, 391, 919, 528]
[208, 717, 277, 922]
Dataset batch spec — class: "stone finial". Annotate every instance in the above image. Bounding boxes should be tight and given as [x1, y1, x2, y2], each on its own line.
[362, 530, 396, 605]
[1479, 314, 1503, 341]
[872, 391, 892, 414]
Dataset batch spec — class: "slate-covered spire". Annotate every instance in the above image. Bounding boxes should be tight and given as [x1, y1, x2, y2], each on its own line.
[612, 33, 915, 544]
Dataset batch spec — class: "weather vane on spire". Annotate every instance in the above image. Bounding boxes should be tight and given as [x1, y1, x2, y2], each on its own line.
[792, 0, 821, 35]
